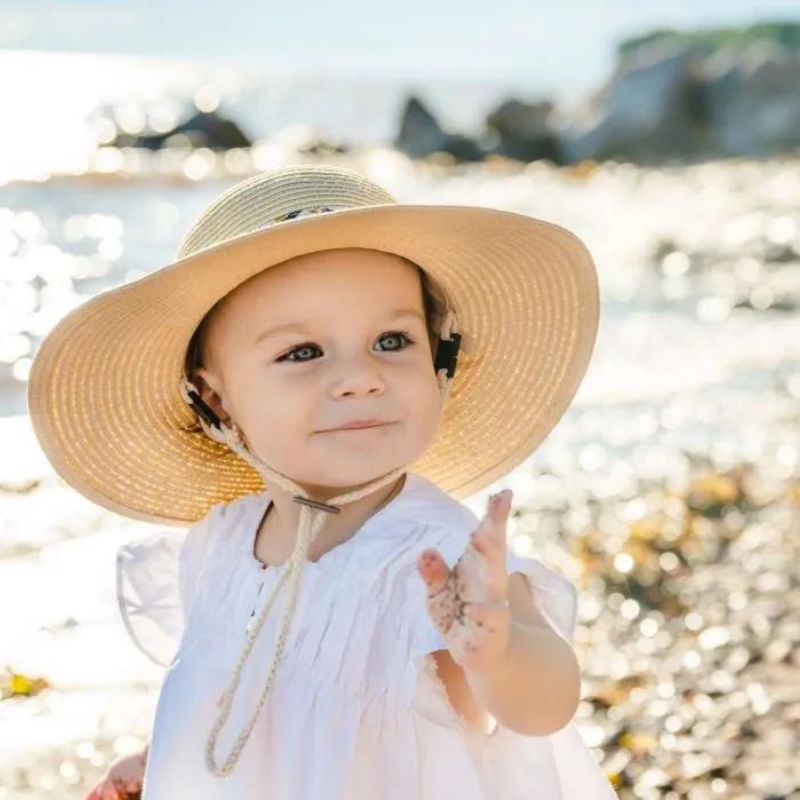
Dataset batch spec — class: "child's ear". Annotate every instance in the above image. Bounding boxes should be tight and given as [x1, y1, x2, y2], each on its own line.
[193, 367, 233, 428]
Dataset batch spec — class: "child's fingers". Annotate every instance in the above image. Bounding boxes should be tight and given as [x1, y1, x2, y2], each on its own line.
[417, 550, 459, 636]
[470, 490, 513, 560]
[416, 548, 449, 594]
[488, 489, 513, 530]
[470, 525, 503, 560]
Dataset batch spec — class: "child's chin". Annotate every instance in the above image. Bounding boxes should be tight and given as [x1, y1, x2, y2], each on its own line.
[313, 461, 406, 490]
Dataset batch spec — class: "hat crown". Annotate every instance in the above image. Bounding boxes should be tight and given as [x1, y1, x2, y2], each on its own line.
[176, 165, 397, 260]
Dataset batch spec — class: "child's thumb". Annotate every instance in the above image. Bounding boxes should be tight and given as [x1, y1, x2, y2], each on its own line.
[416, 548, 449, 594]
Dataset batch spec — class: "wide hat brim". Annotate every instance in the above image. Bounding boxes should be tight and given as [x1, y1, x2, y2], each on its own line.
[27, 202, 599, 526]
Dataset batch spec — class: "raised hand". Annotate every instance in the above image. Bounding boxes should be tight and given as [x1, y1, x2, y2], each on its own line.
[416, 489, 514, 672]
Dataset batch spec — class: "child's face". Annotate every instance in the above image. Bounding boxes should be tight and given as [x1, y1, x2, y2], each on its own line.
[196, 248, 443, 493]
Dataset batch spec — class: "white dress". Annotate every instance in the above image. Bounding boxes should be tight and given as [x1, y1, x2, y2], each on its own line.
[116, 472, 618, 799]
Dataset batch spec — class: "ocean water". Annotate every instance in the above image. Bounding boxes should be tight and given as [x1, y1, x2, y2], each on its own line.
[0, 49, 534, 185]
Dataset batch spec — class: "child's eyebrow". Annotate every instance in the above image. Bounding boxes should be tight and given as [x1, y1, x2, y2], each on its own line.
[253, 307, 425, 343]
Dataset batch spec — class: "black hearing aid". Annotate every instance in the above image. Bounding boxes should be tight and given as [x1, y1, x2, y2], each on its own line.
[434, 332, 462, 380]
[185, 388, 223, 430]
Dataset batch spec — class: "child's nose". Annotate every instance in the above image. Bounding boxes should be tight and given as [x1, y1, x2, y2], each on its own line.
[331, 358, 387, 397]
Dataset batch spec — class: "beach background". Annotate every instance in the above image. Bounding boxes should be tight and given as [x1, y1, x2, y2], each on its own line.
[1, 2, 799, 798]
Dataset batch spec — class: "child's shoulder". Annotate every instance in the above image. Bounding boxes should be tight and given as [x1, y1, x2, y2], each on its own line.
[179, 491, 258, 554]
[202, 490, 263, 527]
[179, 489, 276, 579]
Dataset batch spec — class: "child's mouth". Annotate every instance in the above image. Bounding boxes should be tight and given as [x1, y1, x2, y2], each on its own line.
[321, 420, 396, 432]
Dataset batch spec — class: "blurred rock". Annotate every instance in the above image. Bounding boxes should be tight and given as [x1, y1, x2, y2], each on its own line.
[703, 41, 800, 156]
[555, 43, 706, 163]
[393, 95, 486, 162]
[111, 110, 252, 151]
[555, 22, 800, 163]
[484, 98, 561, 163]
[733, 294, 797, 313]
[266, 124, 351, 156]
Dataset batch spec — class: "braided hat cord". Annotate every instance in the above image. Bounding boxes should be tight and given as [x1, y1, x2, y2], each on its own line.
[179, 309, 459, 777]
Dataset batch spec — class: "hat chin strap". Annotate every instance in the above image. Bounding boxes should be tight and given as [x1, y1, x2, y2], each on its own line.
[178, 310, 461, 778]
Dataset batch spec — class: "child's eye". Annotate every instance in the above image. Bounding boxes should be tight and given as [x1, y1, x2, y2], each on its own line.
[277, 331, 414, 363]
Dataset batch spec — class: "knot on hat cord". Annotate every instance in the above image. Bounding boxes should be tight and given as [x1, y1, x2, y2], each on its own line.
[177, 310, 460, 777]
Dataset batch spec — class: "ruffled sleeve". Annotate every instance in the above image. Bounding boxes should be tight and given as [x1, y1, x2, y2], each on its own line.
[115, 504, 219, 667]
[404, 543, 579, 732]
[505, 549, 578, 643]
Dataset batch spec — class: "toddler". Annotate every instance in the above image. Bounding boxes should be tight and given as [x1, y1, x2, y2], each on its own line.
[27, 164, 618, 799]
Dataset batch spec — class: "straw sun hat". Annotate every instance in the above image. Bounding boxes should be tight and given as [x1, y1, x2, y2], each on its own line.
[27, 163, 599, 527]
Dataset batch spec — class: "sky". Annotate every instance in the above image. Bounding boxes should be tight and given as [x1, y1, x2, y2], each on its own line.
[1, 0, 799, 96]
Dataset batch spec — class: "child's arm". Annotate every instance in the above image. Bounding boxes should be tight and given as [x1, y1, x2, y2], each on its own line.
[460, 573, 581, 736]
[417, 489, 581, 737]
[427, 650, 497, 734]
[425, 574, 580, 737]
